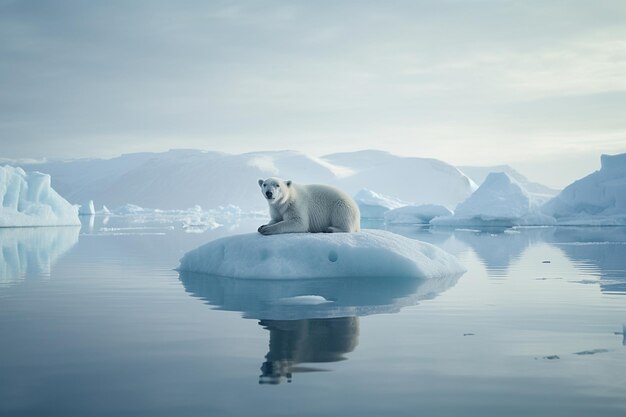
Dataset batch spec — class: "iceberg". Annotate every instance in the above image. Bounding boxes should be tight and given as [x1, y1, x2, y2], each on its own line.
[542, 153, 626, 225]
[178, 229, 465, 280]
[458, 164, 559, 205]
[0, 165, 80, 227]
[354, 188, 409, 218]
[384, 204, 453, 224]
[431, 172, 555, 227]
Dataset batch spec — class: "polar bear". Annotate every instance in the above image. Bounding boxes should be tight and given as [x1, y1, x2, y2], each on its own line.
[257, 177, 360, 235]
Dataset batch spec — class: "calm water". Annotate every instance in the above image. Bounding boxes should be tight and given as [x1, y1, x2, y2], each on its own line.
[1, 215, 625, 416]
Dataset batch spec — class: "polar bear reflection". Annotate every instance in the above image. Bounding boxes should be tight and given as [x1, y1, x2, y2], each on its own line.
[259, 317, 359, 385]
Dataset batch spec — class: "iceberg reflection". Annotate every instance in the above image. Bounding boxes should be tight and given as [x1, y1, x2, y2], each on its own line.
[0, 226, 79, 287]
[548, 227, 626, 294]
[178, 272, 462, 321]
[452, 227, 554, 277]
[178, 270, 461, 384]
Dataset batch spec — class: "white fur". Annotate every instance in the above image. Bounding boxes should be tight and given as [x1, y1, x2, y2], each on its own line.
[258, 177, 360, 235]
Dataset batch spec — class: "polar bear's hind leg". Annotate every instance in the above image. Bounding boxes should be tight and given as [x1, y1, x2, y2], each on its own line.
[330, 200, 360, 233]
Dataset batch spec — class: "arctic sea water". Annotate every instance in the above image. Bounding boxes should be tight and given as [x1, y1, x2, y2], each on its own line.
[0, 215, 625, 416]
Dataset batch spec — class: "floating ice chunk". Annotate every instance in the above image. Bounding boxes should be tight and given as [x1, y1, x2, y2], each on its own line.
[114, 204, 145, 215]
[354, 188, 410, 218]
[274, 295, 332, 305]
[432, 172, 556, 227]
[178, 229, 466, 280]
[385, 204, 453, 224]
[0, 165, 80, 227]
[78, 200, 95, 215]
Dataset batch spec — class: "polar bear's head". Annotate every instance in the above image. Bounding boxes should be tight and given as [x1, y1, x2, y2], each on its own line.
[258, 177, 292, 204]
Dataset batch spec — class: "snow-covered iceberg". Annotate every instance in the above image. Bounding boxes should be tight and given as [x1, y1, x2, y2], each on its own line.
[458, 164, 559, 205]
[542, 153, 626, 225]
[354, 188, 409, 218]
[431, 172, 555, 227]
[178, 229, 465, 280]
[384, 204, 453, 225]
[0, 165, 80, 227]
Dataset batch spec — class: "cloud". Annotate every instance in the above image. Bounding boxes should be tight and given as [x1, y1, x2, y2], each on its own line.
[0, 0, 625, 187]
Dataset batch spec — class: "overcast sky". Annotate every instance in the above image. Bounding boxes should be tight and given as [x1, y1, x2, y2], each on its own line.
[1, 0, 625, 187]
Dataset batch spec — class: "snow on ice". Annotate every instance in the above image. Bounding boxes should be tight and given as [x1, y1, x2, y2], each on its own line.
[542, 153, 626, 225]
[178, 229, 466, 280]
[0, 165, 80, 227]
[354, 188, 410, 218]
[384, 204, 453, 224]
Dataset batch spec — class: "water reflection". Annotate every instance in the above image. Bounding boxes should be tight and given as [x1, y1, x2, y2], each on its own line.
[0, 226, 79, 287]
[417, 225, 626, 294]
[179, 271, 461, 383]
[179, 272, 462, 320]
[452, 227, 554, 277]
[259, 317, 359, 384]
[547, 227, 626, 294]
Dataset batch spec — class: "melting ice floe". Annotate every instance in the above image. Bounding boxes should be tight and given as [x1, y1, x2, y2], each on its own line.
[178, 229, 466, 280]
[0, 165, 80, 227]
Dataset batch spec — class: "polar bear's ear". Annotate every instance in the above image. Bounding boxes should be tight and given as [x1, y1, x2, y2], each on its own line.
[258, 179, 264, 188]
[285, 180, 292, 187]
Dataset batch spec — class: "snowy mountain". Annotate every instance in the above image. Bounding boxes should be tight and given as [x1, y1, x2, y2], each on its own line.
[18, 149, 477, 211]
[542, 153, 626, 225]
[458, 164, 559, 205]
[324, 150, 476, 208]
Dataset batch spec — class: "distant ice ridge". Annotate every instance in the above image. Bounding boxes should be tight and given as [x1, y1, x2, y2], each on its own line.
[178, 229, 466, 280]
[110, 203, 262, 232]
[18, 149, 478, 211]
[542, 153, 626, 225]
[354, 188, 410, 218]
[0, 165, 80, 227]
[385, 204, 453, 224]
[431, 172, 556, 227]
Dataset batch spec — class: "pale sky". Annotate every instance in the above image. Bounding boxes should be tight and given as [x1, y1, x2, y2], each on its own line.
[1, 0, 625, 187]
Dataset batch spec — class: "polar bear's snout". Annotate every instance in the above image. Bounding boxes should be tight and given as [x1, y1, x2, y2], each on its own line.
[258, 178, 285, 201]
